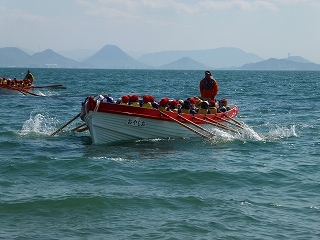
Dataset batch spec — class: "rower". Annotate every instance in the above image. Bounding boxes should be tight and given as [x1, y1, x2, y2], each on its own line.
[142, 95, 153, 109]
[23, 70, 34, 83]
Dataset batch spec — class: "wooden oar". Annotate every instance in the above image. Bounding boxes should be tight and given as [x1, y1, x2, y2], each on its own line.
[213, 114, 244, 129]
[71, 123, 87, 132]
[34, 84, 66, 89]
[76, 126, 89, 132]
[178, 114, 215, 136]
[18, 88, 41, 96]
[223, 114, 264, 138]
[194, 116, 240, 134]
[71, 123, 89, 132]
[51, 113, 81, 136]
[159, 111, 211, 139]
[6, 85, 40, 96]
[222, 114, 245, 129]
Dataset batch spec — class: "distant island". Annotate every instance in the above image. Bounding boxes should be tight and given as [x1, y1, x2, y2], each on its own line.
[1, 45, 319, 71]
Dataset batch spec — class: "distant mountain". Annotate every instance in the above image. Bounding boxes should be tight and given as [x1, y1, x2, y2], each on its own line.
[138, 47, 264, 68]
[285, 56, 312, 64]
[81, 45, 150, 69]
[1, 45, 319, 70]
[239, 58, 320, 71]
[32, 49, 79, 68]
[158, 57, 210, 70]
[0, 47, 37, 67]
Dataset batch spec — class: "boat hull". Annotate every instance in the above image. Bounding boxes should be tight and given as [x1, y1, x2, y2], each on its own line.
[0, 84, 34, 95]
[81, 96, 239, 144]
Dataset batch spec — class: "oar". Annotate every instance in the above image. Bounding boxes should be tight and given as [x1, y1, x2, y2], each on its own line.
[51, 113, 81, 136]
[18, 88, 41, 96]
[71, 123, 87, 132]
[178, 114, 215, 136]
[76, 126, 89, 132]
[223, 114, 264, 138]
[159, 111, 211, 139]
[213, 114, 244, 129]
[194, 116, 240, 134]
[222, 114, 245, 129]
[71, 123, 89, 132]
[34, 84, 66, 89]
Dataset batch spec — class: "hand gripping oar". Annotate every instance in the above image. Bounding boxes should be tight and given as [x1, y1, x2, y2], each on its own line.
[159, 110, 211, 139]
[177, 114, 215, 137]
[193, 116, 240, 134]
[51, 113, 81, 136]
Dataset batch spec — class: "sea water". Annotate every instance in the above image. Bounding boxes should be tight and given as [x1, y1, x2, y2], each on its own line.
[0, 68, 319, 239]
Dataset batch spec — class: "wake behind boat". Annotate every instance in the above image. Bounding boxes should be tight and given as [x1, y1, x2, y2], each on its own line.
[78, 94, 239, 144]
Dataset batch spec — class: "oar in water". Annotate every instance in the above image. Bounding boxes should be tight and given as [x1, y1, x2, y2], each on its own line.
[223, 114, 264, 138]
[159, 110, 211, 139]
[51, 113, 81, 136]
[193, 116, 240, 134]
[18, 88, 42, 97]
[213, 114, 244, 129]
[178, 114, 215, 137]
[71, 123, 88, 132]
[223, 114, 245, 128]
[34, 84, 66, 89]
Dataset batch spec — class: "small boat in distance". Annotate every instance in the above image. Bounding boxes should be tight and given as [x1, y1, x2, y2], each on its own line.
[79, 94, 239, 144]
[0, 78, 34, 95]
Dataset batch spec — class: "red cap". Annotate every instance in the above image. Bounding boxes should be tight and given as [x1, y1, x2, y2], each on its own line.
[121, 95, 129, 103]
[142, 95, 150, 103]
[189, 98, 196, 104]
[148, 95, 155, 102]
[130, 94, 139, 102]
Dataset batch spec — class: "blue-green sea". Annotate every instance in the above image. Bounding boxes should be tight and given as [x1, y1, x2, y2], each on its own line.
[0, 68, 319, 239]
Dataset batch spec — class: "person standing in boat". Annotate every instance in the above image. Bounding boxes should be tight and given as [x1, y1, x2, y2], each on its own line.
[199, 70, 219, 101]
[23, 70, 34, 84]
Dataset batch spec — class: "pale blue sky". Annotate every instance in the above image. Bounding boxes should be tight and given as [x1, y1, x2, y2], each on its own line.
[1, 0, 320, 63]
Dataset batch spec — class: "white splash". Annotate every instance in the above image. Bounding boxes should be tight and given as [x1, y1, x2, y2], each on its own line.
[19, 113, 57, 136]
[266, 125, 297, 140]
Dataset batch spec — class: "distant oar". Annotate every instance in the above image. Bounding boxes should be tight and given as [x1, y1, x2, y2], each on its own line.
[34, 84, 66, 89]
[17, 88, 42, 97]
[51, 113, 81, 136]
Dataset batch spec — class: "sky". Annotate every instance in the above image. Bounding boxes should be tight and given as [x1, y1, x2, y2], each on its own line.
[1, 0, 320, 63]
